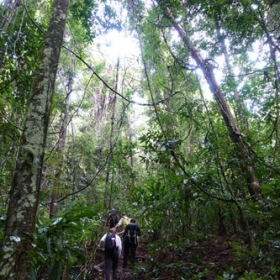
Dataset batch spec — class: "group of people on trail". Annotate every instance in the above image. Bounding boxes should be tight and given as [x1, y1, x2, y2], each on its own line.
[99, 209, 141, 280]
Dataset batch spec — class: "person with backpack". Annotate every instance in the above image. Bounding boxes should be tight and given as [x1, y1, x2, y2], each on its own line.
[106, 209, 119, 229]
[122, 218, 141, 269]
[99, 227, 122, 280]
[115, 212, 130, 234]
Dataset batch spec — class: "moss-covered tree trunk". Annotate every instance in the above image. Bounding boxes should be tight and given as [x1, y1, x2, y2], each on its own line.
[0, 0, 69, 278]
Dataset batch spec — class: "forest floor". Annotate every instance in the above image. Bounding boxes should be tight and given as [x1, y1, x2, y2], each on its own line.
[91, 234, 280, 279]
[89, 236, 280, 280]
[91, 235, 252, 280]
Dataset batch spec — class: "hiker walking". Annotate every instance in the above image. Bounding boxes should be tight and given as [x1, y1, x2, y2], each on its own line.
[123, 218, 141, 269]
[115, 212, 130, 235]
[106, 209, 119, 229]
[99, 227, 122, 280]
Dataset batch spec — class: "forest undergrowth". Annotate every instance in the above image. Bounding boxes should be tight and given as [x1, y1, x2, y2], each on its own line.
[91, 234, 280, 280]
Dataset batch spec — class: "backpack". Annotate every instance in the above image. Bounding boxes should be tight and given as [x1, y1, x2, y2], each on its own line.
[123, 216, 130, 228]
[127, 225, 137, 244]
[109, 214, 119, 228]
[105, 233, 117, 252]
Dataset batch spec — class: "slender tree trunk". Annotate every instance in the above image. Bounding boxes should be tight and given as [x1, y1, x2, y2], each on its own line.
[216, 25, 249, 131]
[197, 74, 250, 235]
[0, 0, 23, 70]
[49, 75, 73, 217]
[0, 0, 21, 30]
[0, 0, 69, 278]
[259, 8, 280, 165]
[103, 57, 119, 212]
[162, 6, 261, 199]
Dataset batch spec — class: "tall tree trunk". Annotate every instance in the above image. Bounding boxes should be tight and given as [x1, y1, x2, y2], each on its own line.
[259, 6, 280, 165]
[0, 0, 69, 278]
[162, 6, 261, 199]
[0, 0, 23, 70]
[216, 24, 249, 131]
[103, 57, 119, 213]
[0, 0, 21, 30]
[49, 75, 73, 217]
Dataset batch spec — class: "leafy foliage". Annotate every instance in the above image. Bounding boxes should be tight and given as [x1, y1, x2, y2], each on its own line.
[70, 0, 97, 42]
[29, 201, 102, 279]
[1, 0, 280, 278]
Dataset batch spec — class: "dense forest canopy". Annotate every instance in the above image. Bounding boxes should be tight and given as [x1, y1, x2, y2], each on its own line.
[0, 0, 279, 279]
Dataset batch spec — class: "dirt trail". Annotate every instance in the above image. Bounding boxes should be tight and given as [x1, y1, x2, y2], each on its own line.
[91, 235, 238, 280]
[92, 243, 147, 280]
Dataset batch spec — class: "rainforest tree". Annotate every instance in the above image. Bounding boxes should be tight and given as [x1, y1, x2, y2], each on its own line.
[0, 0, 280, 278]
[0, 0, 70, 278]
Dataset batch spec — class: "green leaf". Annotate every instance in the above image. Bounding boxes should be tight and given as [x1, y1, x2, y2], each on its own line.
[48, 261, 63, 280]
